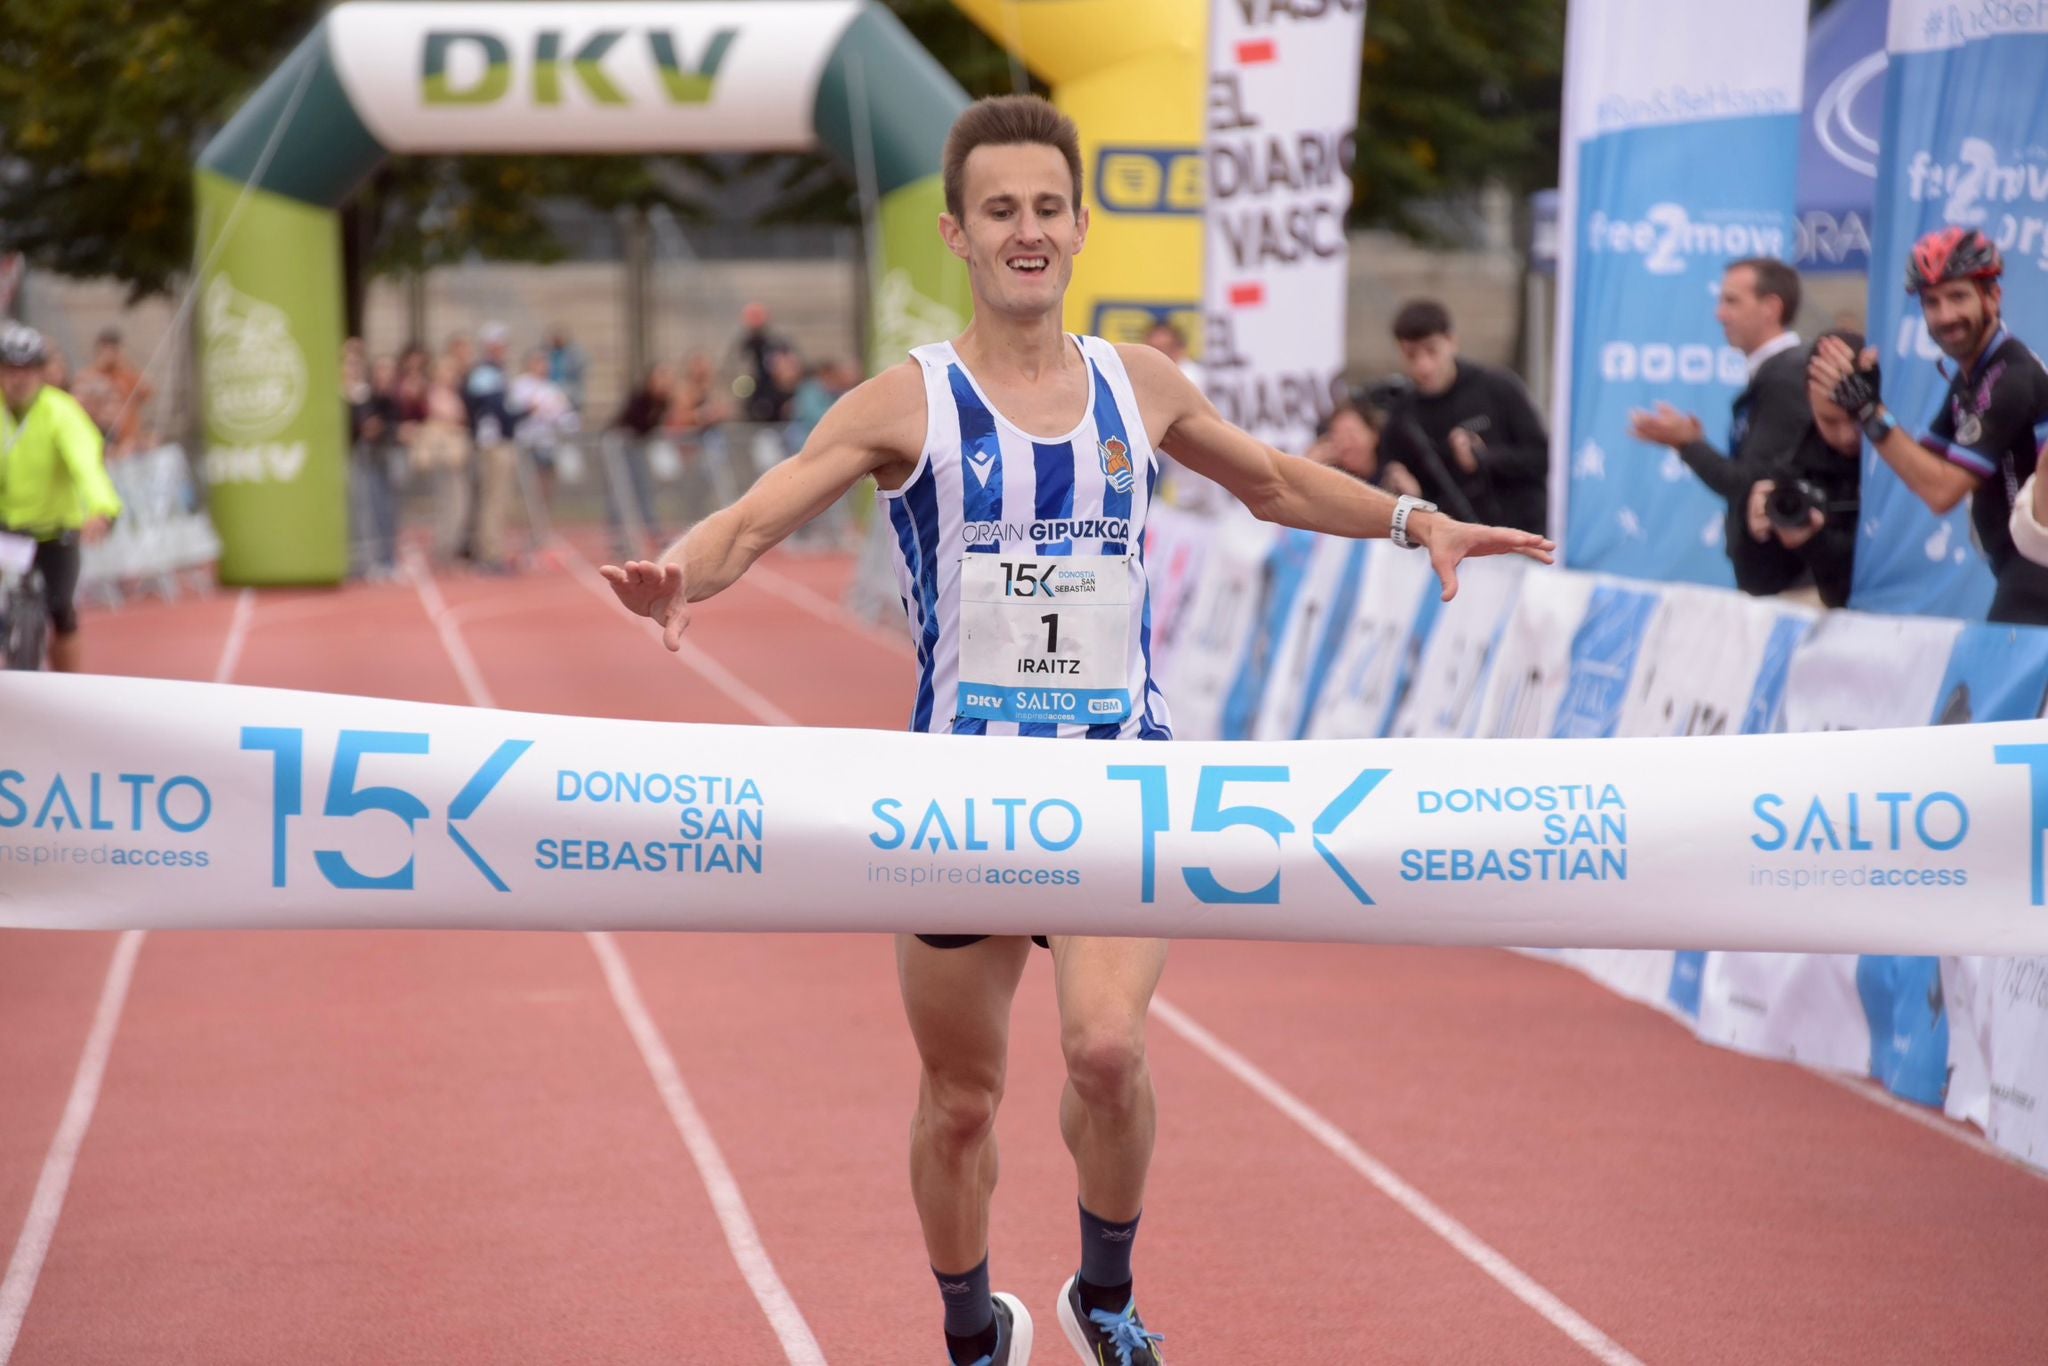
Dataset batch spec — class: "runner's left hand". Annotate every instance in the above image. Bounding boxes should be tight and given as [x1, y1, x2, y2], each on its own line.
[1419, 516, 1555, 603]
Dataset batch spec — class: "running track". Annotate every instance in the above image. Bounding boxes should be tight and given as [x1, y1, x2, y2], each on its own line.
[4, 530, 2047, 1364]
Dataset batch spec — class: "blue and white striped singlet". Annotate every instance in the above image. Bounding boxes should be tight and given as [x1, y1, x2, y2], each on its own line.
[880, 334, 1171, 739]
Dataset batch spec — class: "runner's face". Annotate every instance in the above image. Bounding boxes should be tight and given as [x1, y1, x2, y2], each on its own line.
[1921, 281, 1994, 361]
[946, 143, 1087, 319]
[1, 364, 41, 412]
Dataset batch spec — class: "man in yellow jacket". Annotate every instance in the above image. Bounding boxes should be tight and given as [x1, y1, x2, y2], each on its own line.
[1, 324, 123, 671]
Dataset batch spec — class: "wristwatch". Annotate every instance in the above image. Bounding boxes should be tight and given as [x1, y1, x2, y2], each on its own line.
[1861, 406, 1898, 445]
[1390, 494, 1438, 550]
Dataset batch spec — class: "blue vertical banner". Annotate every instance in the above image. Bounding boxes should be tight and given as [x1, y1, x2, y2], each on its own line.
[1549, 0, 1807, 587]
[1852, 4, 2048, 617]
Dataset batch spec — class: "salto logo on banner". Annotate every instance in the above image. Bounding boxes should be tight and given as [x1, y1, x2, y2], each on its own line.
[1584, 204, 1788, 275]
[1995, 743, 2048, 907]
[422, 28, 737, 106]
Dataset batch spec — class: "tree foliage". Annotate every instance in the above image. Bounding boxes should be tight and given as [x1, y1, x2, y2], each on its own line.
[1354, 0, 1565, 236]
[0, 0, 1567, 299]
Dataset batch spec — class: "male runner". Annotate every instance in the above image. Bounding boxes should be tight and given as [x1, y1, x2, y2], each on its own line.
[603, 95, 1551, 1366]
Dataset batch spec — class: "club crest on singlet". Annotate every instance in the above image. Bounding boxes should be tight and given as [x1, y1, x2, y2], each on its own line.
[1098, 436, 1135, 494]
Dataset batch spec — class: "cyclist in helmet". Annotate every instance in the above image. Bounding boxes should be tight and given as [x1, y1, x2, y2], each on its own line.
[0, 323, 124, 670]
[1814, 227, 2048, 623]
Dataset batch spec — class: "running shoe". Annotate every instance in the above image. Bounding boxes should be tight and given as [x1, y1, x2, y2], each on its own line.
[960, 1291, 1034, 1365]
[1055, 1274, 1164, 1365]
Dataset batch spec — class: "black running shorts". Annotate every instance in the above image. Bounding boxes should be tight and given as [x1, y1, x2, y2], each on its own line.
[32, 533, 82, 636]
[915, 934, 1052, 950]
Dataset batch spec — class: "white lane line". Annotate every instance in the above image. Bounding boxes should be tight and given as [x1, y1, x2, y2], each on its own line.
[212, 588, 255, 685]
[0, 931, 147, 1366]
[1150, 996, 1645, 1366]
[553, 544, 796, 726]
[588, 932, 827, 1365]
[1805, 1067, 2048, 1185]
[743, 562, 906, 655]
[0, 577, 240, 1357]
[404, 551, 498, 710]
[414, 565, 826, 1364]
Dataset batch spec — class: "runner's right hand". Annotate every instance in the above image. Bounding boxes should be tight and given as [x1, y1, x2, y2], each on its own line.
[600, 560, 691, 651]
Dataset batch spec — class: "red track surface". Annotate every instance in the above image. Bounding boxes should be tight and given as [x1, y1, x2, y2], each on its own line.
[6, 528, 2048, 1365]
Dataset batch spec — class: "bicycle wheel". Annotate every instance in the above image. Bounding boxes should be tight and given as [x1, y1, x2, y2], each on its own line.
[3, 571, 47, 670]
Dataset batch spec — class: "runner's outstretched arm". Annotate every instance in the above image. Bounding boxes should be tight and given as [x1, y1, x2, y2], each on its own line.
[1118, 345, 1555, 601]
[601, 362, 924, 648]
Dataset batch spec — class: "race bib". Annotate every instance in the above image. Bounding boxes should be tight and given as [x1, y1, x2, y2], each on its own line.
[958, 553, 1135, 726]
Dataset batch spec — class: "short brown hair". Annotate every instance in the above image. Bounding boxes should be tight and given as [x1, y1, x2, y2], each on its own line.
[1729, 257, 1802, 328]
[942, 95, 1084, 220]
[1392, 299, 1453, 343]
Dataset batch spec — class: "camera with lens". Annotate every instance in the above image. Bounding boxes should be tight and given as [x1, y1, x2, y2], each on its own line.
[1361, 375, 1414, 413]
[1766, 478, 1830, 531]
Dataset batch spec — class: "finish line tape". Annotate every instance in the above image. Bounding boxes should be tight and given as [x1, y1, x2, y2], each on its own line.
[4, 672, 2047, 953]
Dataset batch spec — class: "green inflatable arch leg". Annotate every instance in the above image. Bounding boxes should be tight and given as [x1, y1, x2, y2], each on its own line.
[196, 1, 970, 586]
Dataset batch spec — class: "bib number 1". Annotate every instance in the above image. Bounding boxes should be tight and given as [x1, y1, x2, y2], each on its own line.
[958, 553, 1135, 726]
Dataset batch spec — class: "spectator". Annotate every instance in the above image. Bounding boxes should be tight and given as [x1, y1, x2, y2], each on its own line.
[1145, 321, 1226, 512]
[460, 321, 521, 571]
[1737, 331, 1865, 609]
[545, 325, 588, 413]
[347, 352, 403, 580]
[608, 364, 674, 556]
[415, 355, 474, 563]
[764, 346, 804, 431]
[1818, 228, 2048, 624]
[1377, 299, 1549, 534]
[511, 347, 577, 510]
[1307, 403, 1423, 498]
[786, 358, 856, 453]
[1630, 258, 1813, 598]
[74, 327, 154, 459]
[734, 302, 793, 423]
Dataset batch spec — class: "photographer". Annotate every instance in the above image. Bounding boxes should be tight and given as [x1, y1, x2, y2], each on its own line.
[1816, 229, 2048, 624]
[1630, 258, 1815, 597]
[1374, 299, 1550, 534]
[1741, 331, 1865, 608]
[1324, 392, 1476, 521]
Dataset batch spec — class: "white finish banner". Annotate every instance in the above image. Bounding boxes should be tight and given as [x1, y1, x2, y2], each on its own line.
[9, 671, 2048, 955]
[1201, 0, 1365, 455]
[328, 1, 863, 153]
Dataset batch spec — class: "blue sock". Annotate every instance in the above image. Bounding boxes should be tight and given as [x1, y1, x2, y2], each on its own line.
[1078, 1202, 1140, 1307]
[935, 1255, 995, 1361]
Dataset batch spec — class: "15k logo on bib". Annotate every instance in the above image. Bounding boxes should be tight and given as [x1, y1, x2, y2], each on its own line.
[958, 553, 1136, 726]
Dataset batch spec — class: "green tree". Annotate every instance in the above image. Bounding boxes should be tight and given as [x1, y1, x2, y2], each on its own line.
[0, 0, 1574, 304]
[1354, 0, 1566, 236]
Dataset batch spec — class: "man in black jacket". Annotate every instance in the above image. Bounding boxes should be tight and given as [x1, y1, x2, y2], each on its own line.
[1375, 299, 1551, 535]
[1629, 257, 1815, 597]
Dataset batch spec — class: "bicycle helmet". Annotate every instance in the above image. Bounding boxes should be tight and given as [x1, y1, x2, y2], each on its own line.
[1906, 227, 2003, 294]
[0, 322, 48, 368]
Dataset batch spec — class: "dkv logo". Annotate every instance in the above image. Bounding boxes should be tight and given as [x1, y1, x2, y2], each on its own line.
[1584, 204, 1788, 275]
[423, 26, 736, 106]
